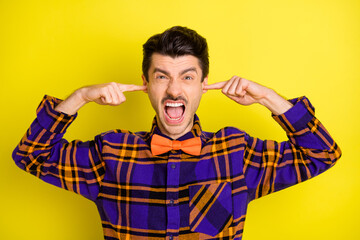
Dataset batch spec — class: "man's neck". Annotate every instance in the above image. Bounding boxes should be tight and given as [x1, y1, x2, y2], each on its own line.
[156, 117, 194, 140]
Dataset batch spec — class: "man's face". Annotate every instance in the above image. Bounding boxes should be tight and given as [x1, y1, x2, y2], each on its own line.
[142, 53, 208, 139]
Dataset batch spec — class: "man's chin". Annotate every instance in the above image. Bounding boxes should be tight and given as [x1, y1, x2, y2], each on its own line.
[159, 116, 193, 139]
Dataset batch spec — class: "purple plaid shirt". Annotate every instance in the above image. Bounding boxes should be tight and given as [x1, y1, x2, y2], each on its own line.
[13, 95, 341, 239]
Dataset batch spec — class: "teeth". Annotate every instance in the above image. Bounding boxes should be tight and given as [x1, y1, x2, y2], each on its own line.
[169, 116, 182, 120]
[165, 102, 184, 107]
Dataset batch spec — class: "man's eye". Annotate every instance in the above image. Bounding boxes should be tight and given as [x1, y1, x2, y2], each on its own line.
[184, 76, 193, 80]
[156, 75, 167, 79]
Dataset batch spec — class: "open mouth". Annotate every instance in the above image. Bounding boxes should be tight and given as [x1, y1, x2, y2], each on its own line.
[164, 101, 186, 123]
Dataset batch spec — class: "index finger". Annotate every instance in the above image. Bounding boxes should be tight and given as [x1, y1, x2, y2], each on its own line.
[203, 81, 227, 90]
[122, 84, 147, 92]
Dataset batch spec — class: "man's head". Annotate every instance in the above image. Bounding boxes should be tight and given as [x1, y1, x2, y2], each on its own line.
[141, 26, 209, 139]
[142, 26, 209, 82]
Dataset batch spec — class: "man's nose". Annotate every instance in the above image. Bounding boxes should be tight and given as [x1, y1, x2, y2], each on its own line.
[166, 79, 182, 98]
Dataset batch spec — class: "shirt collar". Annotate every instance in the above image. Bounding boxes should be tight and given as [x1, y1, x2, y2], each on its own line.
[149, 114, 203, 141]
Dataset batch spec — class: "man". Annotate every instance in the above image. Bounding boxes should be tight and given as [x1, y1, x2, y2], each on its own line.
[13, 26, 341, 240]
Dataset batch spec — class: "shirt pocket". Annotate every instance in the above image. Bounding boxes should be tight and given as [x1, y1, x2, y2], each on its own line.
[188, 182, 233, 237]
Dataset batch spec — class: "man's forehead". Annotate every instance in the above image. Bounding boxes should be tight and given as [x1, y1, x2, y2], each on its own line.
[150, 53, 201, 73]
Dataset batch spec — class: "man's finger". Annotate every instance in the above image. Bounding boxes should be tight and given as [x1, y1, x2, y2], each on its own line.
[122, 84, 147, 92]
[203, 81, 227, 90]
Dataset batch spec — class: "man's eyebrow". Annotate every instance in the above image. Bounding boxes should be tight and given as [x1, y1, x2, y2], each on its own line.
[153, 68, 170, 75]
[153, 67, 198, 76]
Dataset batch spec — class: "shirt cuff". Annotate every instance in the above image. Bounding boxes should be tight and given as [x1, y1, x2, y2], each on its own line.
[36, 95, 77, 133]
[272, 96, 315, 133]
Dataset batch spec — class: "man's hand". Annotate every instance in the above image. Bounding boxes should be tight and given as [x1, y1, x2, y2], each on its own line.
[55, 82, 147, 115]
[204, 76, 293, 115]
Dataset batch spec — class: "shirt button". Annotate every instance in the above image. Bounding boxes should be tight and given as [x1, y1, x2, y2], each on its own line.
[169, 236, 173, 240]
[170, 199, 174, 205]
[171, 164, 176, 169]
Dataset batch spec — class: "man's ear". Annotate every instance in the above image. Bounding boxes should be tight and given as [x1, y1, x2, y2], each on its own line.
[141, 75, 148, 93]
[202, 76, 208, 93]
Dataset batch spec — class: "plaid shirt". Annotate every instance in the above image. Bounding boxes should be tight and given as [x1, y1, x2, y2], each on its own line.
[13, 95, 341, 240]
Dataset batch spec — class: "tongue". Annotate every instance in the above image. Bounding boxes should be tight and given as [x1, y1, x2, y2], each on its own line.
[166, 106, 184, 119]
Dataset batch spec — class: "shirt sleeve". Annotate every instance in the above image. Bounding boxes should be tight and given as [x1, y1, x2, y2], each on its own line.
[243, 96, 342, 201]
[12, 95, 105, 201]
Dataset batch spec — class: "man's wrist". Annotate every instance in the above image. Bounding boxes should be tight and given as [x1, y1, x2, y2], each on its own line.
[259, 90, 293, 115]
[54, 89, 87, 115]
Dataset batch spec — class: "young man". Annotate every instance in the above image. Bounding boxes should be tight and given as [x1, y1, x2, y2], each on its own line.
[13, 26, 341, 240]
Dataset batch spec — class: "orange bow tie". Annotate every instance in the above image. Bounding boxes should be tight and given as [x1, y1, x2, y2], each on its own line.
[151, 134, 202, 156]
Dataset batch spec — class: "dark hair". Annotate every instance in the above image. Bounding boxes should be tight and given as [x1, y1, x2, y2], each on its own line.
[142, 26, 209, 82]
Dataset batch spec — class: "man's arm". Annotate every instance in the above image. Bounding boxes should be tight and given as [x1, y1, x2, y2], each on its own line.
[204, 76, 342, 200]
[55, 82, 147, 115]
[13, 82, 146, 200]
[204, 75, 292, 115]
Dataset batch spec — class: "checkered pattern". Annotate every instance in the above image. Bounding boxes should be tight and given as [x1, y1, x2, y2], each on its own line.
[13, 95, 341, 239]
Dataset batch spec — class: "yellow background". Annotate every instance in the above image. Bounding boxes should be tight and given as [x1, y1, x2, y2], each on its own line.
[1, 0, 359, 239]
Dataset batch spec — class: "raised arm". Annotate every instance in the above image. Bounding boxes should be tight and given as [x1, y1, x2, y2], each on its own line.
[204, 75, 292, 115]
[13, 82, 146, 200]
[205, 76, 342, 200]
[55, 82, 147, 115]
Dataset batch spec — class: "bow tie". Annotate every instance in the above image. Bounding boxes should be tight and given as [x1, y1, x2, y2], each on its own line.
[151, 134, 202, 156]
